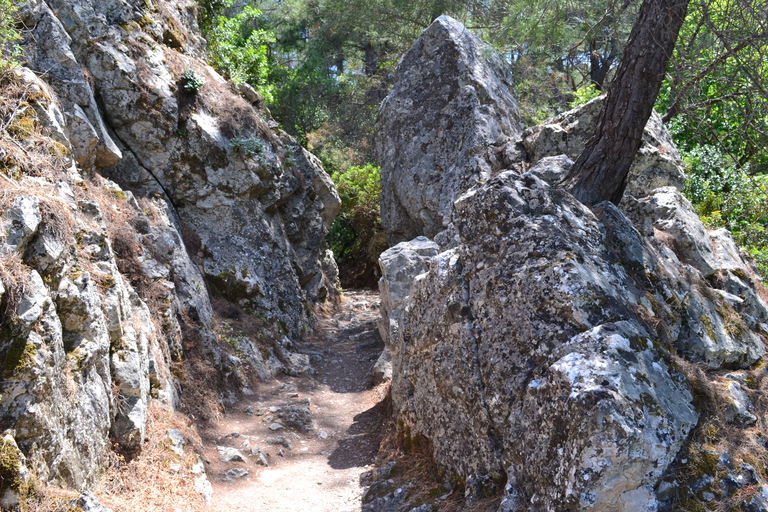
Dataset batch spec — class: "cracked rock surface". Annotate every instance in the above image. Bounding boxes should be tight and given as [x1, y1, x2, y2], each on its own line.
[376, 16, 768, 512]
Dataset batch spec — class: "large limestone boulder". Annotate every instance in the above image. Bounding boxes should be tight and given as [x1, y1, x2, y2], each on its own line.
[377, 236, 440, 348]
[377, 19, 768, 512]
[389, 174, 701, 510]
[375, 15, 523, 244]
[374, 237, 439, 385]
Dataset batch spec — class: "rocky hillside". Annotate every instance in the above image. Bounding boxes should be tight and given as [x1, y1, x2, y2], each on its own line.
[377, 16, 768, 512]
[1, 0, 339, 507]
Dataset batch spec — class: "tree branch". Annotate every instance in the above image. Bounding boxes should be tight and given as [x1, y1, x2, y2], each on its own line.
[662, 33, 762, 123]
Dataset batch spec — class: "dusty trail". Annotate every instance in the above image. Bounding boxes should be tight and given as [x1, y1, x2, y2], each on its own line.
[206, 290, 387, 512]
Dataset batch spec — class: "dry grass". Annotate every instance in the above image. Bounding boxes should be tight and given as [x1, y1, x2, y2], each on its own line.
[176, 320, 225, 427]
[0, 251, 31, 319]
[25, 485, 80, 512]
[0, 68, 70, 179]
[93, 404, 208, 512]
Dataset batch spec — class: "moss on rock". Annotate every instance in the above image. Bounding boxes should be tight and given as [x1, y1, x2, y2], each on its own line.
[0, 431, 31, 511]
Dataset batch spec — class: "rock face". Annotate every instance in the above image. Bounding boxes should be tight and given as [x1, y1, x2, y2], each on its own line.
[375, 15, 523, 244]
[377, 17, 768, 511]
[20, 0, 340, 337]
[0, 0, 339, 496]
[374, 237, 439, 385]
[0, 169, 174, 487]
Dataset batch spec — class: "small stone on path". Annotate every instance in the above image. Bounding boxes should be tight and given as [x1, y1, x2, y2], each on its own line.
[217, 446, 247, 463]
[225, 468, 249, 480]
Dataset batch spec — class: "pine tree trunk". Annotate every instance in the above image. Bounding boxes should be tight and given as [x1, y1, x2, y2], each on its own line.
[560, 0, 690, 205]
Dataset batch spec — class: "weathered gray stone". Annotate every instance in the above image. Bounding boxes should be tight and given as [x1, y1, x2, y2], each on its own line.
[725, 380, 757, 425]
[250, 446, 269, 466]
[19, 0, 122, 171]
[371, 140, 768, 510]
[12, 67, 72, 152]
[623, 187, 720, 276]
[381, 171, 699, 510]
[277, 405, 316, 432]
[749, 485, 768, 512]
[362, 484, 412, 512]
[1, 196, 41, 253]
[655, 480, 679, 502]
[191, 456, 213, 504]
[19, 0, 340, 343]
[167, 429, 186, 457]
[72, 492, 114, 512]
[371, 349, 392, 386]
[526, 154, 573, 185]
[217, 446, 247, 463]
[677, 286, 764, 368]
[519, 96, 685, 200]
[2, 265, 113, 489]
[225, 467, 249, 480]
[375, 15, 523, 244]
[265, 436, 293, 450]
[377, 236, 439, 349]
[0, 431, 30, 510]
[710, 228, 749, 275]
[237, 82, 261, 104]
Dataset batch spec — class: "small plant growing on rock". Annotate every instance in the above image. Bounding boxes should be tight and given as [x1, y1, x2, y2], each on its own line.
[283, 145, 297, 167]
[181, 68, 205, 93]
[230, 134, 266, 160]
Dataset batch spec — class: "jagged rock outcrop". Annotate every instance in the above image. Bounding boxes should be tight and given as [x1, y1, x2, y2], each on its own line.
[374, 236, 439, 385]
[1, 0, 340, 497]
[1, 181, 162, 487]
[0, 430, 31, 509]
[19, 0, 340, 338]
[375, 15, 523, 245]
[377, 17, 768, 511]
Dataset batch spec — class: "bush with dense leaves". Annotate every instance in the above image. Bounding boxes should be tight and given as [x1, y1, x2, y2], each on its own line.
[326, 163, 383, 262]
[206, 6, 276, 103]
[682, 143, 768, 277]
[0, 0, 20, 69]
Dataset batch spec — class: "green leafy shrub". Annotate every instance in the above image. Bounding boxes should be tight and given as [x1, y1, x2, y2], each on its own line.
[327, 163, 383, 262]
[568, 83, 601, 108]
[0, 0, 21, 70]
[682, 144, 768, 277]
[181, 68, 205, 93]
[207, 6, 276, 103]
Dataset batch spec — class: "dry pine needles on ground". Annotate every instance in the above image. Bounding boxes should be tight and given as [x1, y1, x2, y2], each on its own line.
[94, 404, 208, 512]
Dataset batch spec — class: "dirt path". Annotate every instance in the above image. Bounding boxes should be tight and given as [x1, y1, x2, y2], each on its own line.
[206, 290, 387, 512]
